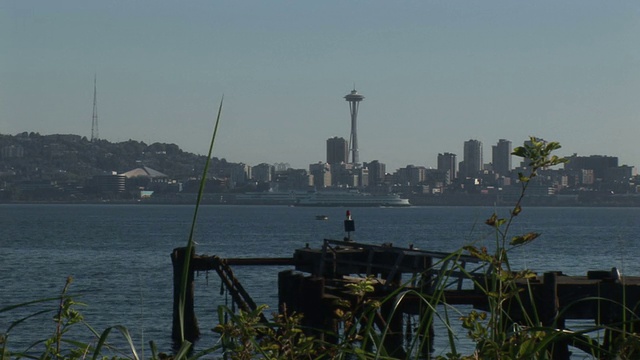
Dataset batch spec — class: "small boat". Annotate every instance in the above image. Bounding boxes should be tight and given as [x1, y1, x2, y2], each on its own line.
[315, 215, 329, 220]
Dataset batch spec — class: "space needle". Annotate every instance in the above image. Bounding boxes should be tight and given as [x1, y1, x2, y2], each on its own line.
[344, 88, 365, 165]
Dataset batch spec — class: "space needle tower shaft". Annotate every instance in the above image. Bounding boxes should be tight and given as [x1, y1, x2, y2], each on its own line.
[344, 89, 365, 164]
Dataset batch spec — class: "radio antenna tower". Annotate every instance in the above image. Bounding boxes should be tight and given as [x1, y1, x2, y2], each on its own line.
[344, 87, 364, 164]
[91, 74, 99, 142]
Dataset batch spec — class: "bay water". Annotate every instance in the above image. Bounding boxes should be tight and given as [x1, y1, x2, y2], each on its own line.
[1, 204, 639, 358]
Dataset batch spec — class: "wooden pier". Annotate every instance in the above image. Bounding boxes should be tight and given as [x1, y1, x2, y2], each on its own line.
[172, 240, 640, 359]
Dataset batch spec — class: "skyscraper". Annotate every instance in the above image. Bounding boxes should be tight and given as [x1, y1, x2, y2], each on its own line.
[252, 163, 273, 183]
[492, 139, 512, 176]
[309, 162, 332, 188]
[365, 160, 386, 187]
[462, 139, 483, 178]
[326, 137, 348, 165]
[565, 155, 619, 179]
[344, 89, 364, 164]
[437, 152, 457, 184]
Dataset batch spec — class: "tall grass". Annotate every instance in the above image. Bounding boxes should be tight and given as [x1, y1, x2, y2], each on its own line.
[1, 277, 140, 360]
[177, 96, 224, 349]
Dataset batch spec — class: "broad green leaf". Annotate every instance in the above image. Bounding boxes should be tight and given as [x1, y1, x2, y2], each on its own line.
[510, 232, 540, 246]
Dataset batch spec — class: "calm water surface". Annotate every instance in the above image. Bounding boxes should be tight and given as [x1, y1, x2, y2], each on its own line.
[1, 204, 638, 358]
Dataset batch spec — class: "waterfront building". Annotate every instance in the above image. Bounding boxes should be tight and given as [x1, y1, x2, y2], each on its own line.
[330, 162, 352, 187]
[1, 145, 24, 158]
[328, 162, 369, 188]
[580, 169, 595, 185]
[92, 172, 126, 194]
[605, 165, 634, 184]
[121, 166, 170, 192]
[437, 152, 457, 184]
[604, 165, 636, 193]
[492, 139, 512, 177]
[326, 137, 349, 165]
[395, 165, 427, 186]
[273, 168, 309, 191]
[565, 155, 619, 180]
[121, 166, 168, 180]
[425, 168, 449, 189]
[229, 163, 251, 188]
[356, 166, 369, 188]
[365, 160, 386, 187]
[309, 162, 332, 188]
[252, 163, 273, 183]
[274, 163, 290, 172]
[461, 139, 483, 178]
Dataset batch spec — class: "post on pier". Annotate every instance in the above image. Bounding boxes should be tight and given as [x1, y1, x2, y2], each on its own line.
[379, 257, 406, 359]
[419, 256, 435, 357]
[171, 247, 200, 346]
[539, 272, 570, 360]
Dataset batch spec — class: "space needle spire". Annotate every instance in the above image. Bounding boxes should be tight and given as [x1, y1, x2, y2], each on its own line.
[344, 87, 364, 164]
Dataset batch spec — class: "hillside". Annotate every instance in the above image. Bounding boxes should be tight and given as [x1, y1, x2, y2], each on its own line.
[0, 132, 232, 182]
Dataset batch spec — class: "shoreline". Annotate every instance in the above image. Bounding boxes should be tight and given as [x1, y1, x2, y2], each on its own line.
[2, 194, 640, 208]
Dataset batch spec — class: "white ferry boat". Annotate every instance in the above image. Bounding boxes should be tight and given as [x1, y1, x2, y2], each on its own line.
[297, 191, 410, 207]
[234, 191, 307, 205]
[234, 190, 410, 207]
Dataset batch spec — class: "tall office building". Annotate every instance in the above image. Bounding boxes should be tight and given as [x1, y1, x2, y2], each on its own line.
[462, 139, 483, 178]
[365, 160, 386, 187]
[252, 163, 273, 183]
[492, 139, 512, 176]
[309, 162, 332, 188]
[229, 163, 251, 188]
[437, 152, 457, 184]
[326, 137, 349, 165]
[566, 155, 619, 179]
[344, 89, 365, 164]
[394, 165, 428, 187]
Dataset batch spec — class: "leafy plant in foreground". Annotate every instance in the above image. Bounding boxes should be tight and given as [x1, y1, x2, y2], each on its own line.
[1, 277, 141, 360]
[177, 97, 225, 349]
[454, 137, 570, 359]
[214, 305, 334, 360]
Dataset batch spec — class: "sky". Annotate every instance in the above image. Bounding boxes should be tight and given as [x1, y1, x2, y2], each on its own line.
[1, 1, 639, 172]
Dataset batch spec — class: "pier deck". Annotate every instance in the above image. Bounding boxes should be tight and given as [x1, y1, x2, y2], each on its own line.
[172, 240, 640, 359]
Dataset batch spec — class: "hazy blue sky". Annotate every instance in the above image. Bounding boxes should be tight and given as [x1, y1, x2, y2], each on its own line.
[2, 1, 639, 171]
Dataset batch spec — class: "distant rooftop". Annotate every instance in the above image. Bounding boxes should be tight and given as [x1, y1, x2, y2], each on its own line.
[121, 166, 168, 179]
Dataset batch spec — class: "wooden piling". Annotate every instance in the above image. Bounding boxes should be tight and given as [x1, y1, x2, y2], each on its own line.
[418, 260, 435, 357]
[380, 265, 406, 358]
[380, 296, 407, 358]
[171, 247, 200, 345]
[600, 279, 625, 357]
[278, 269, 303, 314]
[540, 272, 570, 360]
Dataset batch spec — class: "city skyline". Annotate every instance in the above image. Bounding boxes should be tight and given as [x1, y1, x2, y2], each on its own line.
[2, 1, 639, 172]
[1, 122, 636, 176]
